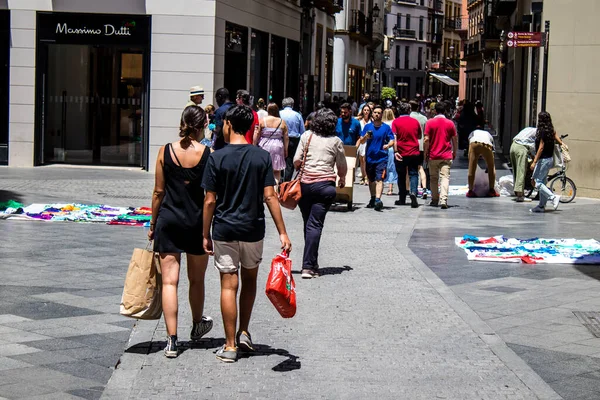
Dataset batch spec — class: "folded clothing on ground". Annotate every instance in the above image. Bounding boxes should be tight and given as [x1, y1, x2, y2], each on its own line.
[456, 235, 600, 264]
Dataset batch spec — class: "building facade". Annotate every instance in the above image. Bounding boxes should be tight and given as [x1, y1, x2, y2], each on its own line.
[382, 0, 429, 100]
[332, 0, 384, 102]
[2, 0, 303, 169]
[461, 0, 599, 198]
[299, 1, 341, 114]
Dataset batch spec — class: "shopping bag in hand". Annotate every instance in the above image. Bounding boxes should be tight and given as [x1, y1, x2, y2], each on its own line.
[120, 245, 163, 320]
[265, 252, 296, 318]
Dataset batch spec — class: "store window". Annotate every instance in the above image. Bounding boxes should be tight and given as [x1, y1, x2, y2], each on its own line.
[270, 35, 286, 106]
[224, 22, 248, 97]
[250, 29, 269, 101]
[35, 12, 151, 167]
[0, 10, 9, 165]
[286, 39, 300, 104]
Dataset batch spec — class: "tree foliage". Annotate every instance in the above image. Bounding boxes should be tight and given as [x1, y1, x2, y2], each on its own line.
[381, 87, 396, 100]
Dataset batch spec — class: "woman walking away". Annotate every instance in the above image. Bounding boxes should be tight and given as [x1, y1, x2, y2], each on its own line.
[382, 108, 398, 195]
[255, 103, 288, 186]
[149, 106, 213, 358]
[530, 112, 564, 213]
[294, 109, 347, 279]
[356, 104, 373, 185]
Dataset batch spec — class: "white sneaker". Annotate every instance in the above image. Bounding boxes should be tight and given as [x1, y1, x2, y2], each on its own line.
[552, 196, 561, 210]
[530, 205, 545, 213]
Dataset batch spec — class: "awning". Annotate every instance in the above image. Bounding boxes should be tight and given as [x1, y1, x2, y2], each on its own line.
[430, 73, 459, 86]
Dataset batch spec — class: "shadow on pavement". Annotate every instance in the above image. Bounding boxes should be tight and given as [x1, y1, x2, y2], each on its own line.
[237, 344, 301, 372]
[0, 190, 23, 204]
[292, 265, 353, 277]
[125, 338, 225, 356]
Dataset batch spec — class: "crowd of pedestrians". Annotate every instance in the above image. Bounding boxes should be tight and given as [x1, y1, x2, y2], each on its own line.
[148, 84, 564, 362]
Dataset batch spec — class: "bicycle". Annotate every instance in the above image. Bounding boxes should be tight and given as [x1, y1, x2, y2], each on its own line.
[526, 134, 576, 203]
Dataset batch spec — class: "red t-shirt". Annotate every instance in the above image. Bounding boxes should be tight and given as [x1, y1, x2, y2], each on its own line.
[392, 116, 421, 157]
[244, 110, 260, 144]
[425, 115, 457, 160]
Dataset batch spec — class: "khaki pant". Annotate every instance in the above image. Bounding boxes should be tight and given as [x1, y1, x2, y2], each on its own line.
[468, 142, 495, 191]
[510, 142, 529, 194]
[428, 159, 452, 204]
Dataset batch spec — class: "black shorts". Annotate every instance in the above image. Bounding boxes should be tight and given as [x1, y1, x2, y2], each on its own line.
[366, 161, 387, 182]
[418, 151, 424, 165]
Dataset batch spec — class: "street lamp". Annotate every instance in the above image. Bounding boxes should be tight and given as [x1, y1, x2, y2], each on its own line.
[372, 3, 380, 18]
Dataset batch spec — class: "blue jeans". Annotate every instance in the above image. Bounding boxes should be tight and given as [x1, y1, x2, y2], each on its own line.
[532, 157, 555, 207]
[394, 155, 419, 203]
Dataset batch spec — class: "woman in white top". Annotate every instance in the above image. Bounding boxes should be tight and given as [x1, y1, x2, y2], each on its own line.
[293, 109, 347, 279]
[356, 104, 372, 185]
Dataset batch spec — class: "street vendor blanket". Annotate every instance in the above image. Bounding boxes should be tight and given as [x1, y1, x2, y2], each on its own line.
[456, 235, 600, 264]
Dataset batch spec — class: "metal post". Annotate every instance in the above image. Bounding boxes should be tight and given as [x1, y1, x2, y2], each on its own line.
[541, 20, 550, 111]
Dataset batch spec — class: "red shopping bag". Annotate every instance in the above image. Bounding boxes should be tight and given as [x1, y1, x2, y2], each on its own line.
[265, 252, 296, 318]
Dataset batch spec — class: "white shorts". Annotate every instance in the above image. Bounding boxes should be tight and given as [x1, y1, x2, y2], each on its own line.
[213, 240, 264, 273]
[358, 143, 366, 157]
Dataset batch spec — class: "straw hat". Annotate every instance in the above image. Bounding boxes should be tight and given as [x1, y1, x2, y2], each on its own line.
[189, 86, 204, 98]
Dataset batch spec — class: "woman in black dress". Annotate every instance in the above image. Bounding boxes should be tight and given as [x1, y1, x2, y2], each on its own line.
[148, 106, 212, 358]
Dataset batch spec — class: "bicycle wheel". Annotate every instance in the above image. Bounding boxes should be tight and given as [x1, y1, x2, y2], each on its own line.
[549, 176, 576, 203]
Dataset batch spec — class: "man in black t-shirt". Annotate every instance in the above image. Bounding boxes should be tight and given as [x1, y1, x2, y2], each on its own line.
[202, 104, 292, 363]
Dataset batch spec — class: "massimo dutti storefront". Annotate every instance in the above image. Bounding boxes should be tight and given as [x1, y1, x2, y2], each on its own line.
[5, 1, 302, 169]
[35, 12, 151, 167]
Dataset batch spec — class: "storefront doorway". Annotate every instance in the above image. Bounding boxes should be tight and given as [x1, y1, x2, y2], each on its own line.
[0, 10, 9, 165]
[35, 12, 151, 167]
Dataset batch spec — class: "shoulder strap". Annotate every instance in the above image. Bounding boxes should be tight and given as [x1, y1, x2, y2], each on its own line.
[200, 145, 210, 164]
[298, 133, 313, 178]
[169, 143, 184, 167]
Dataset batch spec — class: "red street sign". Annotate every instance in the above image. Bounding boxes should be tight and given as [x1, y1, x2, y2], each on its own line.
[506, 31, 546, 48]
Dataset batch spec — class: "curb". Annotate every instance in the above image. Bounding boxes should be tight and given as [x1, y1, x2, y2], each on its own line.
[395, 207, 562, 400]
[101, 319, 160, 400]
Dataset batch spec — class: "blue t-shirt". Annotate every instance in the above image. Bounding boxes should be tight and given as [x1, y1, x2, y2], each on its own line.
[336, 118, 362, 146]
[361, 122, 394, 164]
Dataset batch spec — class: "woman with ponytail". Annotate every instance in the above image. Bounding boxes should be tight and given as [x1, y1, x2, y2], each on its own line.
[149, 105, 213, 358]
[530, 111, 564, 213]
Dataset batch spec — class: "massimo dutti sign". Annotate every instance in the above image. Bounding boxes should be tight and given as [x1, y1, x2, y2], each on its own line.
[37, 12, 150, 46]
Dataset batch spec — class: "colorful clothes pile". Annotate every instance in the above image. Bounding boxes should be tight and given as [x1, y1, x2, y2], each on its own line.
[456, 235, 600, 264]
[108, 207, 152, 226]
[1, 202, 151, 227]
[0, 200, 25, 218]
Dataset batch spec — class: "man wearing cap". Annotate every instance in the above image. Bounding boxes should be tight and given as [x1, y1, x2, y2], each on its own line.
[186, 86, 205, 108]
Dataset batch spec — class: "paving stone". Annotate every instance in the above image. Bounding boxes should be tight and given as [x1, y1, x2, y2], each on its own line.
[9, 350, 79, 365]
[45, 360, 114, 384]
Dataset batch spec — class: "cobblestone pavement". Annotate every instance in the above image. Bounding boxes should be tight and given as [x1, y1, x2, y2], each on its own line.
[0, 162, 590, 399]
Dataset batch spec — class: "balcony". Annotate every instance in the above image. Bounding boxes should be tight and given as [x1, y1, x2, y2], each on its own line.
[444, 18, 462, 31]
[349, 9, 373, 45]
[398, 0, 417, 4]
[310, 0, 344, 14]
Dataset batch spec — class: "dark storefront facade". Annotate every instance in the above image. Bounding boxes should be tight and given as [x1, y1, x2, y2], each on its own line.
[0, 10, 9, 165]
[35, 12, 151, 167]
[224, 22, 300, 108]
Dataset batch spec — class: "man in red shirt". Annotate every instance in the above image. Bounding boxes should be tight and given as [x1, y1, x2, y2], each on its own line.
[392, 103, 422, 208]
[236, 90, 259, 144]
[424, 102, 458, 209]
